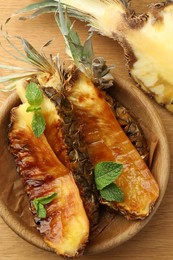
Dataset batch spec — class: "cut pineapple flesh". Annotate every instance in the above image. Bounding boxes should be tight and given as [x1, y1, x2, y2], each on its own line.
[16, 79, 69, 165]
[126, 4, 173, 111]
[16, 78, 100, 228]
[8, 103, 89, 257]
[15, 70, 159, 219]
[66, 71, 159, 219]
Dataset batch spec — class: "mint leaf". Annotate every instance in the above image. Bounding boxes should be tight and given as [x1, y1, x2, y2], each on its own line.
[94, 162, 123, 190]
[25, 82, 43, 107]
[26, 105, 41, 112]
[25, 82, 46, 138]
[36, 203, 47, 219]
[100, 183, 124, 202]
[33, 193, 57, 219]
[94, 161, 124, 202]
[31, 111, 46, 138]
[34, 193, 57, 205]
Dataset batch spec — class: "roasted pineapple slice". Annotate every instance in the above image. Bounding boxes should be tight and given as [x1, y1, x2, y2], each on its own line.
[54, 10, 159, 218]
[18, 0, 173, 112]
[8, 103, 89, 257]
[65, 70, 159, 219]
[16, 79, 100, 228]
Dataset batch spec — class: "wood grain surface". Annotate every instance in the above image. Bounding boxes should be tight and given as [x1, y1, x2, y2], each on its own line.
[0, 1, 173, 259]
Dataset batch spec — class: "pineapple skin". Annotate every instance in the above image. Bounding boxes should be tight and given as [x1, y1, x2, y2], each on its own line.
[8, 103, 89, 257]
[66, 71, 159, 220]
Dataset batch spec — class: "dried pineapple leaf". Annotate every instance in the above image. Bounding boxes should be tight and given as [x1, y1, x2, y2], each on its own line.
[82, 33, 94, 66]
[28, 7, 58, 20]
[0, 29, 62, 91]
[55, 4, 89, 73]
[21, 38, 55, 73]
[0, 73, 36, 83]
[0, 64, 36, 71]
[14, 1, 58, 15]
[15, 0, 92, 24]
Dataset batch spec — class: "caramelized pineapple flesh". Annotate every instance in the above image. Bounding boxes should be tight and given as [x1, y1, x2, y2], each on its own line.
[66, 71, 159, 219]
[8, 103, 89, 257]
[16, 79, 69, 165]
[16, 79, 100, 228]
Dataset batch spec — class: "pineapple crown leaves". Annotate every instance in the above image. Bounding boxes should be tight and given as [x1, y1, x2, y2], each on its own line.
[14, 0, 130, 20]
[55, 3, 94, 77]
[118, 0, 131, 8]
[55, 3, 115, 87]
[0, 26, 62, 92]
[14, 0, 93, 24]
[14, 1, 60, 21]
[1, 1, 115, 90]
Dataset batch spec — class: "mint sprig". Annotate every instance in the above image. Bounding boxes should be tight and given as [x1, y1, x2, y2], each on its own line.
[100, 183, 124, 202]
[26, 82, 43, 106]
[31, 111, 46, 138]
[33, 193, 57, 219]
[94, 162, 124, 202]
[25, 82, 46, 137]
[94, 162, 123, 190]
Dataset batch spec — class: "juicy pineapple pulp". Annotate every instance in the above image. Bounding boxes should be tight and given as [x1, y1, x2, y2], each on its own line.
[126, 4, 173, 111]
[16, 79, 70, 166]
[66, 71, 159, 219]
[8, 103, 89, 257]
[16, 78, 100, 229]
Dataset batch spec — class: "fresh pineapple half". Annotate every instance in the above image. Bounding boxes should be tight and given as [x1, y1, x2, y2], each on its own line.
[16, 0, 173, 112]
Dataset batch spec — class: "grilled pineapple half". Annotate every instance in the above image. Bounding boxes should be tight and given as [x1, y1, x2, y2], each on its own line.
[16, 79, 100, 228]
[8, 103, 89, 257]
[17, 0, 173, 112]
[65, 70, 159, 219]
[55, 11, 159, 219]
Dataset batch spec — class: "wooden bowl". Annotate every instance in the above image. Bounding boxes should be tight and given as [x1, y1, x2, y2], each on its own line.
[0, 77, 170, 255]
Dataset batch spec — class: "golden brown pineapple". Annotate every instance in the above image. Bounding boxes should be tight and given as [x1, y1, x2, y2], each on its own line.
[8, 103, 89, 257]
[65, 71, 159, 219]
[16, 79, 100, 228]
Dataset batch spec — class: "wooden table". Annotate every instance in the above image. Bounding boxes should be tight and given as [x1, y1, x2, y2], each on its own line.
[0, 1, 173, 259]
